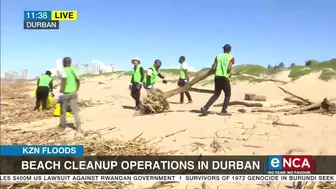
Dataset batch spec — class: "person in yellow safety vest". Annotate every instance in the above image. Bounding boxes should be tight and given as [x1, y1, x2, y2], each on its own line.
[200, 44, 235, 116]
[143, 59, 168, 90]
[58, 57, 82, 132]
[129, 58, 144, 110]
[34, 70, 54, 111]
[177, 56, 193, 104]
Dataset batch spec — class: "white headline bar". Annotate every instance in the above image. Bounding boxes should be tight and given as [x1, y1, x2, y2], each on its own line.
[1, 175, 335, 182]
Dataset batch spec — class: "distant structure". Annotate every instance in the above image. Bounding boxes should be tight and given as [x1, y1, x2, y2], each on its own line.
[1, 72, 5, 80]
[56, 59, 63, 77]
[111, 64, 116, 72]
[91, 60, 105, 74]
[21, 69, 28, 79]
[4, 70, 18, 80]
[75, 63, 89, 75]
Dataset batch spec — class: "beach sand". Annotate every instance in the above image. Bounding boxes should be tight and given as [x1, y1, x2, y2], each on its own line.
[1, 72, 336, 189]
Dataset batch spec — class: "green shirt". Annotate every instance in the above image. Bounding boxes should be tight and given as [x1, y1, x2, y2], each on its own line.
[215, 53, 233, 78]
[132, 65, 142, 83]
[144, 66, 158, 85]
[180, 61, 187, 79]
[63, 67, 79, 93]
[38, 74, 52, 87]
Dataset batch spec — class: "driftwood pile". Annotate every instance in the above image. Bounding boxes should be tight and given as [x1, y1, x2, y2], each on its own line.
[278, 86, 336, 115]
[0, 127, 169, 189]
[141, 70, 214, 114]
[0, 81, 55, 125]
[190, 85, 335, 115]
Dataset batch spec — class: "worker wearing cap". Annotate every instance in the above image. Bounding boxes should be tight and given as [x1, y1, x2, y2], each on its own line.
[58, 57, 82, 132]
[34, 70, 54, 111]
[144, 59, 167, 90]
[200, 44, 234, 116]
[129, 58, 144, 110]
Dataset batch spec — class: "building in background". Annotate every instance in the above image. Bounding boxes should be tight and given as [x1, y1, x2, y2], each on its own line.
[21, 69, 28, 79]
[4, 70, 18, 80]
[1, 72, 5, 80]
[111, 64, 116, 72]
[91, 60, 105, 74]
[74, 63, 89, 75]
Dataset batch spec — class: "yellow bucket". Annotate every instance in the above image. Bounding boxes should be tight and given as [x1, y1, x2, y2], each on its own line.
[34, 88, 54, 110]
[53, 103, 73, 117]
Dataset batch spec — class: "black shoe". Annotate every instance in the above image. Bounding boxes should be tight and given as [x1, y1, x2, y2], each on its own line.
[187, 100, 193, 104]
[200, 107, 208, 116]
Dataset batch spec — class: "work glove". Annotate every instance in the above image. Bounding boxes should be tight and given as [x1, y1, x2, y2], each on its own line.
[146, 84, 154, 89]
[162, 79, 168, 84]
[128, 83, 133, 90]
[184, 78, 189, 83]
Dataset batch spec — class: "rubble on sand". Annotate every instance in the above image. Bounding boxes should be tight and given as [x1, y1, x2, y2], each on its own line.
[1, 127, 169, 189]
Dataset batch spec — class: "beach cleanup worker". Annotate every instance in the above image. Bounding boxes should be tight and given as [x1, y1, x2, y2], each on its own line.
[144, 59, 168, 90]
[200, 44, 234, 116]
[58, 57, 82, 132]
[177, 56, 193, 104]
[34, 70, 54, 111]
[129, 58, 144, 110]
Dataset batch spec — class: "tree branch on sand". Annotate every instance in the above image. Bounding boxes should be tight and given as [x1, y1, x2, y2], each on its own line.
[140, 70, 214, 114]
[277, 87, 336, 115]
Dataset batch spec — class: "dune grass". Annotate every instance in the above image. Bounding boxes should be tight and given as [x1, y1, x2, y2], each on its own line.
[288, 59, 336, 80]
[232, 65, 266, 77]
[319, 69, 336, 81]
[80, 58, 335, 82]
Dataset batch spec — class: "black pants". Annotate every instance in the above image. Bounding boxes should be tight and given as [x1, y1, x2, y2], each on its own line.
[130, 84, 141, 107]
[35, 86, 49, 110]
[203, 76, 231, 113]
[178, 79, 192, 102]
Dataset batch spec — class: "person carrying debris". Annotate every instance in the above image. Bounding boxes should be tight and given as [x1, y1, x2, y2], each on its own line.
[177, 56, 193, 104]
[34, 70, 54, 111]
[58, 57, 82, 132]
[143, 59, 168, 90]
[200, 44, 234, 116]
[129, 58, 144, 110]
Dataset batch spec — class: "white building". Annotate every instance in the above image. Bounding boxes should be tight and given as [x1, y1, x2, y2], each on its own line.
[75, 64, 89, 75]
[91, 60, 105, 74]
[1, 72, 5, 79]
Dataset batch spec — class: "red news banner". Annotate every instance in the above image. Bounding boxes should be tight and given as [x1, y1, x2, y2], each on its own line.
[266, 155, 317, 174]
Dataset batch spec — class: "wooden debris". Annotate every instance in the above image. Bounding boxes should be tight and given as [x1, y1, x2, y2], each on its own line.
[284, 97, 309, 106]
[278, 86, 313, 105]
[272, 121, 303, 128]
[252, 108, 293, 113]
[214, 101, 263, 107]
[244, 93, 266, 101]
[285, 98, 336, 115]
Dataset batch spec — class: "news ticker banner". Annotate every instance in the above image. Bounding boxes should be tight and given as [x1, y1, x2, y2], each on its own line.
[1, 174, 336, 182]
[23, 10, 78, 30]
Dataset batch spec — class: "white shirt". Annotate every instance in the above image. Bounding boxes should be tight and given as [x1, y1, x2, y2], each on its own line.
[147, 69, 153, 76]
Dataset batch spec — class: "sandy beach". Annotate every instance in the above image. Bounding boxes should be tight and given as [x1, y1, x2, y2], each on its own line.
[1, 70, 336, 189]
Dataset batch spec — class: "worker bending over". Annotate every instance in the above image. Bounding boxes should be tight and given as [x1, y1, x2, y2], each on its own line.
[144, 59, 167, 90]
[34, 70, 54, 111]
